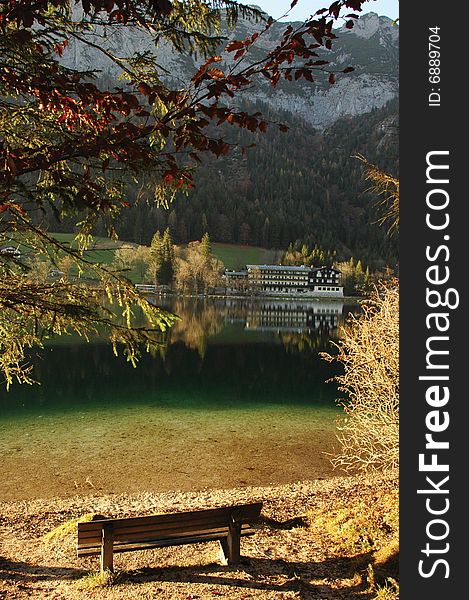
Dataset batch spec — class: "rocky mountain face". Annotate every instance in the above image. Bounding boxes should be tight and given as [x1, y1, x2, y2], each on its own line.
[54, 9, 399, 264]
[62, 10, 398, 130]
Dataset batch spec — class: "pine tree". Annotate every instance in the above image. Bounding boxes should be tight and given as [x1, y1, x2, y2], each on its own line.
[365, 266, 372, 288]
[159, 228, 175, 285]
[200, 232, 212, 263]
[201, 214, 209, 236]
[355, 259, 364, 288]
[149, 230, 164, 285]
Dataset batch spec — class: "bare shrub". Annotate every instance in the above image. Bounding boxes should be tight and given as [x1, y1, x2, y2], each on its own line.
[322, 282, 399, 473]
[355, 154, 400, 236]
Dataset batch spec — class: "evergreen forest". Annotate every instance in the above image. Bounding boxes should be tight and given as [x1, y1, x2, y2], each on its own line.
[37, 103, 398, 271]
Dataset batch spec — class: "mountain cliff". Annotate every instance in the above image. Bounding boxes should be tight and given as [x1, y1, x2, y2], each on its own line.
[61, 10, 398, 130]
[52, 9, 399, 266]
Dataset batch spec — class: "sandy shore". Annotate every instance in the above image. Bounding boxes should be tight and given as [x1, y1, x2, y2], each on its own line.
[0, 474, 398, 599]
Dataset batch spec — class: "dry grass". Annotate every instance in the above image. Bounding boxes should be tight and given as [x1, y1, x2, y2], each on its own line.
[0, 474, 398, 599]
[308, 488, 398, 555]
[373, 582, 399, 600]
[76, 569, 121, 590]
[43, 513, 96, 542]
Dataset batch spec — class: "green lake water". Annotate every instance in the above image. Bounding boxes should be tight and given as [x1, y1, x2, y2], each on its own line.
[0, 297, 357, 501]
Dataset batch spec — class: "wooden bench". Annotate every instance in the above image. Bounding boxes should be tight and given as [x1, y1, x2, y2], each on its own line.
[77, 502, 262, 572]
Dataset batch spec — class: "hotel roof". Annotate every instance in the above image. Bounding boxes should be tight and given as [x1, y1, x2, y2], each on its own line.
[246, 264, 311, 272]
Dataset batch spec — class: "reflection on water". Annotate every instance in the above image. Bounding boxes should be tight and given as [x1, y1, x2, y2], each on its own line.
[169, 296, 346, 332]
[158, 296, 350, 356]
[230, 298, 342, 333]
[0, 297, 358, 501]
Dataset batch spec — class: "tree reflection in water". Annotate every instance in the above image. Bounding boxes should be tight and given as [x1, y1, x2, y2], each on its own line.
[1, 297, 359, 413]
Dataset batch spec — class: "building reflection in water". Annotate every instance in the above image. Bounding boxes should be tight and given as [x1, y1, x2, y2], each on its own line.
[147, 296, 357, 356]
[222, 298, 344, 334]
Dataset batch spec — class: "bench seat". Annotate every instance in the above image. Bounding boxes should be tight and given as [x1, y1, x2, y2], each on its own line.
[77, 502, 262, 571]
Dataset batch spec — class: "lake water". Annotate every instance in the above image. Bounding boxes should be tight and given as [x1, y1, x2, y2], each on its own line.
[0, 297, 358, 501]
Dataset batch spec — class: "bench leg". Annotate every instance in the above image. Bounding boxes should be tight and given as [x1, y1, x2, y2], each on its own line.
[218, 538, 229, 565]
[100, 524, 114, 573]
[219, 521, 241, 566]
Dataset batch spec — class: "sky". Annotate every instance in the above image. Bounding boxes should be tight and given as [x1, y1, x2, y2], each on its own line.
[251, 1, 399, 22]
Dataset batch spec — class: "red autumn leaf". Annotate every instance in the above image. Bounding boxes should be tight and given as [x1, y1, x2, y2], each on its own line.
[329, 1, 341, 19]
[137, 83, 152, 96]
[226, 40, 245, 52]
[246, 117, 258, 132]
[345, 1, 365, 10]
[342, 66, 355, 73]
[192, 56, 222, 86]
[53, 40, 69, 56]
[207, 68, 225, 80]
[234, 49, 246, 60]
[121, 93, 139, 109]
[212, 107, 226, 121]
[6, 157, 17, 175]
[328, 73, 336, 84]
[199, 104, 217, 118]
[0, 202, 26, 215]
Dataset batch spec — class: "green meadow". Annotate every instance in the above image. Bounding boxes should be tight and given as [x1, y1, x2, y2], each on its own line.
[48, 235, 281, 275]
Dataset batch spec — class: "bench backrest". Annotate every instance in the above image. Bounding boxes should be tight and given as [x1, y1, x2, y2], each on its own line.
[77, 502, 262, 553]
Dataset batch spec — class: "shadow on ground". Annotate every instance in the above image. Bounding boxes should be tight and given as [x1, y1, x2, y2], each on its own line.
[122, 553, 376, 599]
[0, 548, 398, 599]
[0, 556, 86, 583]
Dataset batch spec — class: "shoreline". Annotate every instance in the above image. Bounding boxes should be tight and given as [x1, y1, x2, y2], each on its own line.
[146, 290, 362, 303]
[1, 472, 345, 513]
